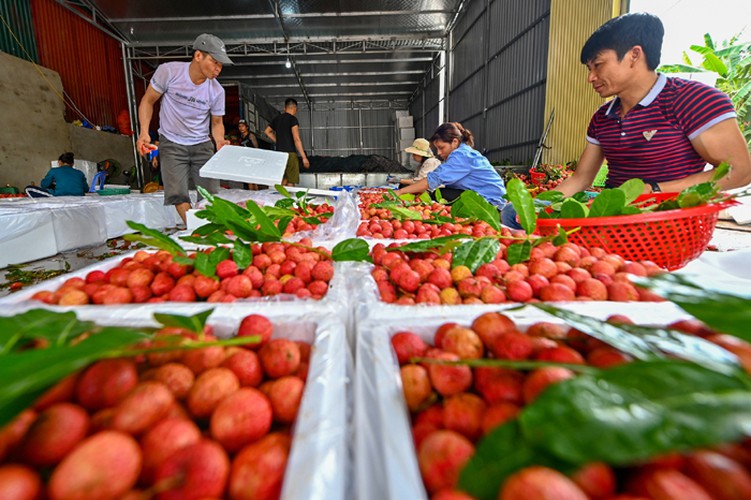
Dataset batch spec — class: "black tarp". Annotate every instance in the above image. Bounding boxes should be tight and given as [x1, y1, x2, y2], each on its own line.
[306, 155, 412, 174]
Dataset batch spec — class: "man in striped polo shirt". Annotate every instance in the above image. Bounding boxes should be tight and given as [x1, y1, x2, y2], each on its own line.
[502, 13, 750, 228]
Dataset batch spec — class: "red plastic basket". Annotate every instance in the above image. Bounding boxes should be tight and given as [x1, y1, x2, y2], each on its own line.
[529, 170, 547, 186]
[536, 193, 737, 270]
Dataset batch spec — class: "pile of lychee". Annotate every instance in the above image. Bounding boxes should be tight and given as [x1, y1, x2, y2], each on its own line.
[371, 240, 665, 305]
[31, 242, 335, 306]
[393, 312, 751, 498]
[0, 314, 310, 500]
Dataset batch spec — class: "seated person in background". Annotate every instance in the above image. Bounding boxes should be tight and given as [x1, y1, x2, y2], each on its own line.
[502, 12, 751, 228]
[400, 138, 442, 185]
[396, 122, 507, 208]
[26, 152, 89, 198]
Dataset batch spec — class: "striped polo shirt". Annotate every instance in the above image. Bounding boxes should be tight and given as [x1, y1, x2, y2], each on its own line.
[586, 74, 736, 187]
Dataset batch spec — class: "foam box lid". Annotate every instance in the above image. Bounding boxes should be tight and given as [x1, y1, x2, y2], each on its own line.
[199, 145, 288, 185]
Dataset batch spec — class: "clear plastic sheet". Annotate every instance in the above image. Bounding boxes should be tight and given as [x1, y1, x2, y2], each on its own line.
[0, 207, 54, 244]
[353, 304, 694, 500]
[0, 304, 351, 500]
[676, 248, 751, 297]
[189, 188, 360, 243]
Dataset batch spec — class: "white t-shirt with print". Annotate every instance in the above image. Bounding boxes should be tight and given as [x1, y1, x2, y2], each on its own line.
[151, 62, 225, 145]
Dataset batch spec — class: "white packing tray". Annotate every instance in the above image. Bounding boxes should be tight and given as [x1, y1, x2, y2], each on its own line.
[200, 145, 288, 186]
[0, 305, 351, 500]
[353, 304, 694, 500]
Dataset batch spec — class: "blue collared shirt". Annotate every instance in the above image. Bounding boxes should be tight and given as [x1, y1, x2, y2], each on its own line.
[426, 143, 507, 207]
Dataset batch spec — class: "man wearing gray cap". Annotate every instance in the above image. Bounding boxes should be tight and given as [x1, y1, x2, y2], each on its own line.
[136, 33, 233, 223]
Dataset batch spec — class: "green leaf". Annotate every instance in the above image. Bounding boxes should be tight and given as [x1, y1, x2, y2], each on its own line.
[191, 222, 226, 237]
[451, 191, 502, 232]
[560, 199, 588, 219]
[387, 235, 470, 254]
[434, 188, 445, 203]
[571, 192, 591, 204]
[0, 310, 94, 353]
[459, 421, 571, 500]
[619, 178, 645, 205]
[588, 189, 627, 217]
[274, 198, 295, 209]
[621, 206, 643, 215]
[633, 273, 751, 343]
[552, 226, 568, 246]
[390, 206, 423, 220]
[180, 232, 232, 246]
[419, 192, 432, 203]
[0, 327, 149, 427]
[532, 304, 740, 374]
[520, 360, 751, 466]
[246, 200, 282, 240]
[677, 182, 717, 208]
[274, 184, 292, 198]
[193, 251, 214, 278]
[504, 179, 535, 234]
[209, 247, 231, 267]
[703, 52, 729, 76]
[451, 239, 501, 273]
[711, 161, 731, 183]
[154, 310, 213, 334]
[277, 216, 293, 235]
[506, 241, 532, 266]
[124, 221, 187, 256]
[331, 238, 372, 263]
[172, 255, 195, 266]
[535, 190, 564, 203]
[233, 240, 252, 269]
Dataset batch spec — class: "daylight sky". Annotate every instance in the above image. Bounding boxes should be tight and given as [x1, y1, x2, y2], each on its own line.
[630, 0, 750, 65]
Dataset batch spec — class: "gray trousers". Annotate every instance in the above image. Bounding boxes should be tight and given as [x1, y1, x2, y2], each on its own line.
[159, 135, 219, 205]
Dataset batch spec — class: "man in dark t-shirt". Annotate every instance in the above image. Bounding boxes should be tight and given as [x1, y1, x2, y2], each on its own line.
[264, 98, 310, 185]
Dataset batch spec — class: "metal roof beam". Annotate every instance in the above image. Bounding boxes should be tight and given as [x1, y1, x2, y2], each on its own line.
[238, 70, 425, 79]
[249, 81, 420, 89]
[109, 10, 452, 23]
[262, 91, 413, 98]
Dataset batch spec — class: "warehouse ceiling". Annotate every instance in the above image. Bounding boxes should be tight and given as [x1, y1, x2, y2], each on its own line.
[70, 0, 467, 109]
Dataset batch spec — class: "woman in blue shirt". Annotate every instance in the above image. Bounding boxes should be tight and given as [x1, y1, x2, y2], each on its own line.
[395, 122, 506, 208]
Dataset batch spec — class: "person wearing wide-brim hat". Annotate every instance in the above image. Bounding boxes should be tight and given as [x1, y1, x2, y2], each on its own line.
[400, 138, 442, 185]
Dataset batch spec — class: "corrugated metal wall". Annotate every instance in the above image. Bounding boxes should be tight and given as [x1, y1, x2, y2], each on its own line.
[31, 0, 127, 127]
[296, 103, 397, 159]
[0, 0, 38, 62]
[542, 0, 622, 165]
[448, 0, 551, 163]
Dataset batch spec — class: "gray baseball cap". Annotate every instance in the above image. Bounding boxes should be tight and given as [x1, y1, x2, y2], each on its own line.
[192, 33, 234, 65]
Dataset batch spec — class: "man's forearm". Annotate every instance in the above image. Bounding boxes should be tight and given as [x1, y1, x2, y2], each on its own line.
[138, 102, 153, 138]
[294, 139, 307, 161]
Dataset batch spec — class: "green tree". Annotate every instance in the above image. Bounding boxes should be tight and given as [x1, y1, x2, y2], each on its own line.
[660, 34, 751, 148]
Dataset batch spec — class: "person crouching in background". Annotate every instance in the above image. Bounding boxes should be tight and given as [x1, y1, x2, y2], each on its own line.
[400, 138, 442, 186]
[26, 152, 89, 198]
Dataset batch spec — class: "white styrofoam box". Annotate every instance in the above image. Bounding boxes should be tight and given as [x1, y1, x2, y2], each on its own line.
[0, 209, 58, 267]
[200, 145, 288, 186]
[365, 174, 388, 187]
[186, 208, 209, 233]
[317, 173, 343, 190]
[397, 116, 413, 128]
[354, 303, 696, 500]
[298, 173, 317, 189]
[0, 304, 351, 500]
[50, 159, 99, 186]
[341, 173, 366, 186]
[399, 128, 415, 141]
[395, 110, 410, 119]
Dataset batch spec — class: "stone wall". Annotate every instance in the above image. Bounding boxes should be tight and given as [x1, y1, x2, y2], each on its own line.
[0, 51, 137, 189]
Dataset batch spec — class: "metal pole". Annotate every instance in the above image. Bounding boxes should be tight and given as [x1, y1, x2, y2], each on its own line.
[122, 42, 144, 189]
